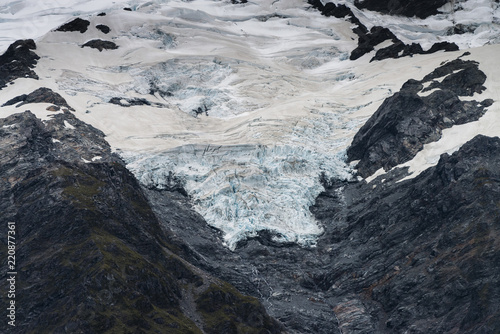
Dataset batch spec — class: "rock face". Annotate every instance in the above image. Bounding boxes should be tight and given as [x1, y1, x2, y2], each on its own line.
[311, 134, 500, 333]
[354, 0, 448, 19]
[347, 57, 493, 177]
[2, 87, 74, 110]
[0, 39, 39, 89]
[0, 111, 283, 334]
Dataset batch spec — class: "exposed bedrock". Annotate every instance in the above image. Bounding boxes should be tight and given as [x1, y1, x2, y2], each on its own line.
[347, 57, 493, 177]
[311, 134, 500, 333]
[308, 0, 459, 61]
[0, 39, 39, 89]
[354, 0, 448, 19]
[2, 87, 74, 110]
[81, 39, 119, 51]
[55, 18, 90, 33]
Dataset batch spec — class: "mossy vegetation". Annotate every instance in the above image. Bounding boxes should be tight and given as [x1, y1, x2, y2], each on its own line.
[196, 282, 276, 334]
[53, 165, 105, 209]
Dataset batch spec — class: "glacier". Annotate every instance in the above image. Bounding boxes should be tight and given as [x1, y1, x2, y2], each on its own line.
[0, 0, 499, 250]
[123, 144, 353, 250]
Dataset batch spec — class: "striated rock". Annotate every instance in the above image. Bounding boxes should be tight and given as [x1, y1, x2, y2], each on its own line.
[2, 87, 74, 110]
[0, 39, 39, 89]
[81, 39, 119, 51]
[347, 58, 492, 177]
[55, 18, 90, 33]
[0, 111, 283, 334]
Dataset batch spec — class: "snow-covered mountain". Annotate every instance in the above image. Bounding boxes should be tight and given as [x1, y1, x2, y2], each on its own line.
[1, 0, 499, 250]
[1, 0, 500, 332]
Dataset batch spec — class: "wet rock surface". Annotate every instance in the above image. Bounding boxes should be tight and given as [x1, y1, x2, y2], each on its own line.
[347, 57, 492, 177]
[2, 87, 74, 110]
[0, 39, 39, 89]
[0, 111, 283, 334]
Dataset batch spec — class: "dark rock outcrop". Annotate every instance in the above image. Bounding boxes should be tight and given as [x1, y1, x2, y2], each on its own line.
[96, 24, 111, 34]
[108, 97, 168, 108]
[310, 134, 500, 333]
[109, 97, 151, 107]
[354, 0, 448, 19]
[81, 40, 119, 51]
[347, 58, 492, 177]
[55, 18, 91, 33]
[351, 27, 459, 61]
[0, 39, 39, 89]
[0, 111, 283, 334]
[308, 0, 368, 36]
[2, 87, 74, 111]
[371, 40, 459, 62]
[308, 0, 459, 61]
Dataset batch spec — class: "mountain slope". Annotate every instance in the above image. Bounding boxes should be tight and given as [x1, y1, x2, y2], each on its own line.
[0, 0, 499, 333]
[0, 110, 282, 334]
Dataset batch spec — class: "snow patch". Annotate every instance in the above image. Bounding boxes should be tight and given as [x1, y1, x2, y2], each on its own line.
[64, 120, 75, 130]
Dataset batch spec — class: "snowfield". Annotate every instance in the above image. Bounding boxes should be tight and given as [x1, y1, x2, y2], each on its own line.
[1, 0, 499, 248]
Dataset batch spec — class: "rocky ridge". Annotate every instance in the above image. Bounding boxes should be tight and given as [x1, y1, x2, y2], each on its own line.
[0, 110, 283, 334]
[307, 0, 459, 61]
[0, 0, 499, 332]
[347, 56, 493, 177]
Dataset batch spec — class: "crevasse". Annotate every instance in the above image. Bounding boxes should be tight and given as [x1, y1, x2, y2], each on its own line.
[123, 144, 353, 250]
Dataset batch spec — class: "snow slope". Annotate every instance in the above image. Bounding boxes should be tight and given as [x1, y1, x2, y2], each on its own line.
[0, 0, 499, 249]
